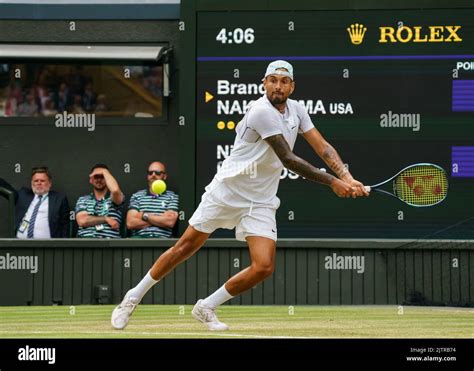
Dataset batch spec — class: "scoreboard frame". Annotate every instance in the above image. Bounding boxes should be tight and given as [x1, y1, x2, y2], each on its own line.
[178, 0, 474, 238]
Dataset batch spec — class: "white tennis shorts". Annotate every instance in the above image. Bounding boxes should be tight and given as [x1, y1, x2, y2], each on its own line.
[188, 178, 279, 241]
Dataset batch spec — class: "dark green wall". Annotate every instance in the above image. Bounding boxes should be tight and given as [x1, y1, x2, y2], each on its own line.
[1, 239, 472, 307]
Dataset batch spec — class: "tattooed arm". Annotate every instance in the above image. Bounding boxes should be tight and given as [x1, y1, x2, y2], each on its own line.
[265, 134, 354, 198]
[302, 128, 368, 196]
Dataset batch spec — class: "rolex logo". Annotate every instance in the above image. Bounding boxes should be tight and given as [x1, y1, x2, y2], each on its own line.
[347, 23, 367, 45]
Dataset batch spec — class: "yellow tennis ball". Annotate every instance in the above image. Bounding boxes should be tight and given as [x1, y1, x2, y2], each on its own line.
[151, 180, 166, 195]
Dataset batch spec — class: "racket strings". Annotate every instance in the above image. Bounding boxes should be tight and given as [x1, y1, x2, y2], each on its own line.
[393, 165, 448, 206]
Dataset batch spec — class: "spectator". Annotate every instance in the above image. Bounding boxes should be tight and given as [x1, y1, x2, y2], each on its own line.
[95, 94, 108, 113]
[42, 97, 58, 117]
[4, 85, 18, 116]
[75, 164, 124, 238]
[55, 82, 71, 112]
[33, 83, 49, 112]
[18, 92, 39, 116]
[71, 94, 85, 114]
[82, 82, 96, 112]
[126, 161, 179, 238]
[141, 66, 163, 98]
[0, 167, 70, 238]
[68, 65, 87, 96]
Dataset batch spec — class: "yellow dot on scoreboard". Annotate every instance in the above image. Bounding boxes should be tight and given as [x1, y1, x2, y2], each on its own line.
[227, 121, 235, 130]
[217, 121, 225, 130]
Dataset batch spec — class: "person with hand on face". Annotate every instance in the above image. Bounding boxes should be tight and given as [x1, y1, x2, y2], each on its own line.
[75, 164, 125, 238]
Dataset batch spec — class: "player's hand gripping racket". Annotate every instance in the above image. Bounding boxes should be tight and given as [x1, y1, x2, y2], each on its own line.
[365, 163, 448, 207]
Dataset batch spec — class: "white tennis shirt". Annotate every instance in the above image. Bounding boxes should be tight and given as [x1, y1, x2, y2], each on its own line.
[213, 94, 314, 206]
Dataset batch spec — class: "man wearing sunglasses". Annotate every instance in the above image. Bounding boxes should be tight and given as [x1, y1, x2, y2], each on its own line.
[126, 161, 179, 238]
[75, 164, 124, 238]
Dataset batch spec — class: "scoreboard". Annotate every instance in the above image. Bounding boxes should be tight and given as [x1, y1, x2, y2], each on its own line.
[191, 4, 474, 239]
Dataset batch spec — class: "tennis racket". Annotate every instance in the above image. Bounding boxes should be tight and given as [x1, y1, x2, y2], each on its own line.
[364, 163, 448, 207]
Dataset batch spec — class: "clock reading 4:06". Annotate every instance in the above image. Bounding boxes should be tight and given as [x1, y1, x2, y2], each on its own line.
[216, 28, 255, 44]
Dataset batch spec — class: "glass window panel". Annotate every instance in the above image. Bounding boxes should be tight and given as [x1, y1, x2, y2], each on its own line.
[0, 62, 163, 118]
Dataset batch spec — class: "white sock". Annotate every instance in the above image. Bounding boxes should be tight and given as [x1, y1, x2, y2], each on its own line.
[128, 270, 159, 302]
[202, 285, 234, 309]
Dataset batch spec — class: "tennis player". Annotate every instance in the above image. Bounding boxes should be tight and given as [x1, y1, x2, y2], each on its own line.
[112, 60, 369, 331]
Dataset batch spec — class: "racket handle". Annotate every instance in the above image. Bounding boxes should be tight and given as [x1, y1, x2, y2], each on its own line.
[365, 186, 371, 193]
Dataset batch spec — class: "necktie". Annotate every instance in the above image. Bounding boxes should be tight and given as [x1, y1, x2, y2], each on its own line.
[27, 195, 43, 238]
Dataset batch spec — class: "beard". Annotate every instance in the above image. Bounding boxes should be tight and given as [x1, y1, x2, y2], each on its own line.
[268, 92, 287, 105]
[93, 184, 106, 191]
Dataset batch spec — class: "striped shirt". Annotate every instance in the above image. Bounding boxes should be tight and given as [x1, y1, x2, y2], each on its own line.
[128, 189, 179, 238]
[75, 192, 124, 238]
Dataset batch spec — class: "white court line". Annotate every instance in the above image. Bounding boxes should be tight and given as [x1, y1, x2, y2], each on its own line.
[0, 330, 316, 339]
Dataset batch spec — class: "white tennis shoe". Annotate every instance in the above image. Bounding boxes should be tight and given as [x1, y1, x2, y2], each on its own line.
[111, 290, 140, 330]
[192, 299, 229, 331]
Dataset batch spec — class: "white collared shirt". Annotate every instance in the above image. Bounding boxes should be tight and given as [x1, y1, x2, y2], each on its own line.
[17, 193, 51, 239]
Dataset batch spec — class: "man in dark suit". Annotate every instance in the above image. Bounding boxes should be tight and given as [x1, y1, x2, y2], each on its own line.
[0, 166, 70, 238]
